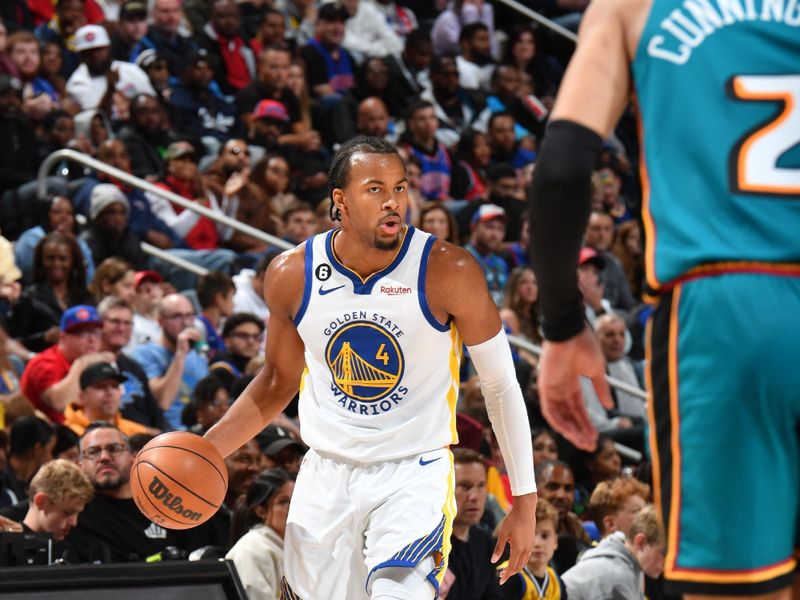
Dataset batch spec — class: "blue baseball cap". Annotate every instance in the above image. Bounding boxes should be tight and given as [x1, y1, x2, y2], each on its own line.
[60, 305, 103, 333]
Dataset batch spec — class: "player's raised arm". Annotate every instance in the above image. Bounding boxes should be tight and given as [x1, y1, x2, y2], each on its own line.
[427, 240, 537, 584]
[528, 0, 636, 451]
[205, 247, 307, 459]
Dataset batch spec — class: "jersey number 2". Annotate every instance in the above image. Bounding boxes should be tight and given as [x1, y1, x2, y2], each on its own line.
[729, 74, 800, 196]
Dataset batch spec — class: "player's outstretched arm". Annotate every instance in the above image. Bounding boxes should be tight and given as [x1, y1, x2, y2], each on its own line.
[529, 0, 634, 451]
[427, 241, 537, 584]
[205, 248, 307, 459]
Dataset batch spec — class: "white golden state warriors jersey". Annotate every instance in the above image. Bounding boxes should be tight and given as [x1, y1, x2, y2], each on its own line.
[294, 226, 462, 462]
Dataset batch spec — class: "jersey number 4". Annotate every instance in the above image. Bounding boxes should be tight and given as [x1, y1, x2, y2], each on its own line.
[729, 74, 800, 196]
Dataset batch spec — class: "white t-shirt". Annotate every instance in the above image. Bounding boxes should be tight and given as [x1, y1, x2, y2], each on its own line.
[66, 60, 156, 111]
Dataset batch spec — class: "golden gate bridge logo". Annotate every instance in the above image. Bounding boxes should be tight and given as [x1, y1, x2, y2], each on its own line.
[325, 322, 404, 402]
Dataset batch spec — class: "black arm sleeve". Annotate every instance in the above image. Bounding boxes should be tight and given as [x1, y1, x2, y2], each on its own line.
[528, 119, 602, 341]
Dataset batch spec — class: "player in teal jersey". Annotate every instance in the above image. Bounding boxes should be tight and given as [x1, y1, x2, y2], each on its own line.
[528, 0, 800, 597]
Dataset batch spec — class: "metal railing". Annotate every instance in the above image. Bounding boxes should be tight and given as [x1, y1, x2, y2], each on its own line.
[37, 149, 293, 274]
[494, 0, 578, 43]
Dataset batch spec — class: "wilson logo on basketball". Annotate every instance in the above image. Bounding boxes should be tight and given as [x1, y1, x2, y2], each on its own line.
[148, 476, 203, 521]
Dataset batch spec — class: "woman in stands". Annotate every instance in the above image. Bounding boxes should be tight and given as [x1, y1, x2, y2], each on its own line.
[89, 257, 136, 304]
[7, 231, 93, 352]
[226, 469, 295, 600]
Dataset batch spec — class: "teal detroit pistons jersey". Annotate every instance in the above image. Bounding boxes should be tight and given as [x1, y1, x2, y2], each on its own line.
[631, 0, 800, 290]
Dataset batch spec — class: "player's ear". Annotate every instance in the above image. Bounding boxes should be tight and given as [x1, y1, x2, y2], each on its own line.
[332, 188, 346, 217]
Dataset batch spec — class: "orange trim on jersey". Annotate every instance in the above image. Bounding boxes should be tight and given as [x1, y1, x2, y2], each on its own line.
[655, 261, 800, 293]
[669, 557, 796, 584]
[644, 311, 664, 530]
[663, 284, 683, 579]
[633, 95, 661, 292]
[732, 78, 799, 196]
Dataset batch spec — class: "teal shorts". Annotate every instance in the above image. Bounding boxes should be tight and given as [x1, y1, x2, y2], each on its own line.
[648, 270, 800, 595]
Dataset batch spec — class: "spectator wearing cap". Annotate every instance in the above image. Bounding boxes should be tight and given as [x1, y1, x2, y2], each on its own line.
[464, 204, 509, 307]
[97, 295, 168, 432]
[0, 417, 55, 508]
[80, 182, 148, 269]
[110, 1, 149, 63]
[169, 48, 243, 144]
[128, 270, 164, 351]
[248, 98, 291, 152]
[146, 141, 236, 251]
[135, 50, 172, 101]
[64, 361, 149, 437]
[66, 24, 155, 115]
[20, 305, 115, 423]
[7, 232, 95, 353]
[257, 424, 306, 476]
[299, 2, 355, 102]
[577, 246, 615, 328]
[0, 73, 37, 196]
[199, 0, 256, 96]
[210, 312, 265, 394]
[132, 0, 198, 77]
[236, 45, 321, 154]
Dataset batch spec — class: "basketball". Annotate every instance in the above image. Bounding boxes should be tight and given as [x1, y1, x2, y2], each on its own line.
[130, 431, 228, 530]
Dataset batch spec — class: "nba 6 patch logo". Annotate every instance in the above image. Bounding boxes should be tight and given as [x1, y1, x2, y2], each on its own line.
[325, 321, 407, 413]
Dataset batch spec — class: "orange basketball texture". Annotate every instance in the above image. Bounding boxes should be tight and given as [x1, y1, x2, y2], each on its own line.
[130, 431, 228, 530]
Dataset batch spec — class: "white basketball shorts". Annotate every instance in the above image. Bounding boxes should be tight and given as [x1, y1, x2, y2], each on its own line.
[280, 446, 456, 600]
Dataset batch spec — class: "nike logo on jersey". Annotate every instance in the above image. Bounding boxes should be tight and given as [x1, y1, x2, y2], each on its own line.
[318, 284, 345, 296]
[419, 456, 442, 466]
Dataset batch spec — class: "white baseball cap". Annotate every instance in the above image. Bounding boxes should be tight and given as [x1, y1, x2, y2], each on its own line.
[74, 25, 111, 52]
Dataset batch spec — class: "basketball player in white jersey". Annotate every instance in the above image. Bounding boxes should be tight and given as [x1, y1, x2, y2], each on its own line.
[206, 137, 537, 600]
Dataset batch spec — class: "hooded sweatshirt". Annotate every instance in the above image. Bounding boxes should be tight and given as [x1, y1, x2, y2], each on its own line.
[562, 532, 644, 600]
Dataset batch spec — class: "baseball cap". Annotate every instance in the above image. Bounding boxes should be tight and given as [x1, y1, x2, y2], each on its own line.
[164, 141, 197, 162]
[182, 48, 211, 71]
[90, 184, 130, 221]
[120, 0, 147, 20]
[256, 425, 306, 457]
[80, 361, 127, 390]
[60, 305, 103, 333]
[253, 99, 289, 122]
[318, 2, 350, 21]
[471, 203, 508, 225]
[578, 246, 606, 270]
[135, 49, 164, 71]
[74, 25, 111, 52]
[134, 270, 163, 289]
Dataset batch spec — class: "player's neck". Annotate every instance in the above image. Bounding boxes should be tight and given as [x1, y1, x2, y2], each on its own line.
[333, 227, 405, 280]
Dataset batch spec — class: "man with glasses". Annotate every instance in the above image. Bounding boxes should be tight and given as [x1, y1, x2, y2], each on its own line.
[20, 305, 115, 424]
[65, 422, 184, 562]
[133, 294, 209, 430]
[98, 295, 168, 432]
[210, 312, 265, 394]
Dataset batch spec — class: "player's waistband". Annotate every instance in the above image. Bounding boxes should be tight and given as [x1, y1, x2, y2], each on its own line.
[310, 446, 451, 469]
[644, 261, 800, 302]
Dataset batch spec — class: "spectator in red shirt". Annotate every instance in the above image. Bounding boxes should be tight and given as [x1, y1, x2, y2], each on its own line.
[20, 304, 114, 423]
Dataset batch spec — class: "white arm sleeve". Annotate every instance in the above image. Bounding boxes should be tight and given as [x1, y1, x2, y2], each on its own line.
[467, 329, 537, 496]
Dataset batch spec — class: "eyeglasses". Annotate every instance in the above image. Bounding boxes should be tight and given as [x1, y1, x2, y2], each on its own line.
[163, 312, 195, 321]
[229, 331, 263, 342]
[81, 443, 129, 461]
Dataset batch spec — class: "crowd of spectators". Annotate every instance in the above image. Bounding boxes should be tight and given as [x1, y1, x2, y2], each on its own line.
[0, 0, 663, 598]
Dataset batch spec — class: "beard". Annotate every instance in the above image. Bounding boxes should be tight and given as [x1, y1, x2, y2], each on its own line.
[374, 235, 401, 251]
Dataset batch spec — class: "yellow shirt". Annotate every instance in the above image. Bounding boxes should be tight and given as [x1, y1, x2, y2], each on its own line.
[497, 562, 562, 600]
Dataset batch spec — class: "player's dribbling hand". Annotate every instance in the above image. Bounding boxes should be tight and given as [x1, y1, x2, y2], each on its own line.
[538, 326, 613, 451]
[491, 493, 537, 585]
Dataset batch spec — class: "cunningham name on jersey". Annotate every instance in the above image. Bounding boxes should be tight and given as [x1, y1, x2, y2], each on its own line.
[294, 226, 461, 462]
